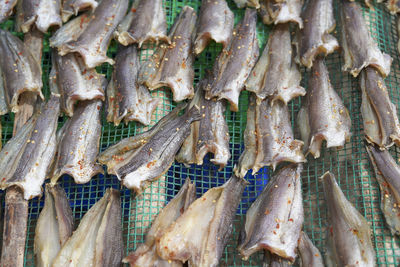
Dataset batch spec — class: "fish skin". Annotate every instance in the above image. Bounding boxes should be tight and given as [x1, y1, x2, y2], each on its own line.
[0, 67, 9, 116]
[15, 0, 40, 33]
[123, 178, 196, 267]
[296, 0, 338, 68]
[0, 0, 17, 23]
[366, 145, 400, 235]
[138, 6, 196, 102]
[263, 251, 291, 267]
[34, 184, 74, 267]
[262, 0, 303, 28]
[360, 67, 400, 148]
[205, 8, 259, 112]
[297, 58, 351, 159]
[0, 29, 43, 113]
[321, 172, 376, 267]
[61, 0, 98, 22]
[58, 0, 128, 68]
[106, 45, 159, 126]
[194, 0, 234, 55]
[298, 232, 324, 267]
[116, 0, 169, 47]
[51, 100, 103, 185]
[238, 164, 304, 262]
[341, 1, 392, 77]
[233, 0, 260, 8]
[53, 51, 105, 117]
[157, 175, 247, 267]
[176, 78, 230, 169]
[246, 23, 305, 104]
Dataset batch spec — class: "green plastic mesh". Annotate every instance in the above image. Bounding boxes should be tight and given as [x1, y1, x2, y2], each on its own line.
[0, 0, 399, 266]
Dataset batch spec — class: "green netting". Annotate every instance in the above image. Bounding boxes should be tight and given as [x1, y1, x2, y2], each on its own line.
[0, 0, 400, 266]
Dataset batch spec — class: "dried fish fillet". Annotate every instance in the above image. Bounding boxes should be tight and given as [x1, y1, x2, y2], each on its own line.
[58, 0, 128, 68]
[123, 178, 196, 267]
[298, 232, 324, 267]
[194, 0, 234, 55]
[138, 6, 196, 102]
[263, 251, 291, 267]
[61, 0, 98, 22]
[360, 67, 400, 148]
[52, 188, 123, 267]
[157, 175, 247, 267]
[0, 67, 9, 116]
[322, 172, 376, 267]
[0, 0, 17, 23]
[246, 24, 305, 104]
[297, 58, 351, 159]
[0, 29, 43, 113]
[116, 0, 168, 47]
[205, 8, 259, 111]
[296, 0, 338, 68]
[176, 79, 230, 169]
[34, 184, 74, 267]
[366, 145, 400, 235]
[260, 0, 303, 28]
[341, 1, 392, 77]
[238, 164, 304, 262]
[106, 45, 159, 126]
[233, 0, 260, 8]
[98, 104, 201, 193]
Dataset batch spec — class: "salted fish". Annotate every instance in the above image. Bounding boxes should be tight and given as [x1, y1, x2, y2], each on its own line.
[322, 172, 376, 267]
[234, 0, 260, 8]
[263, 251, 291, 267]
[123, 178, 196, 267]
[297, 58, 351, 159]
[176, 78, 230, 169]
[341, 1, 392, 77]
[52, 188, 123, 267]
[205, 8, 259, 112]
[53, 51, 105, 117]
[238, 164, 304, 262]
[386, 0, 400, 14]
[0, 95, 60, 200]
[0, 0, 17, 23]
[98, 104, 201, 193]
[366, 145, 400, 235]
[0, 29, 43, 113]
[157, 175, 247, 267]
[58, 0, 128, 68]
[116, 0, 168, 47]
[258, 0, 303, 28]
[360, 67, 400, 148]
[61, 0, 98, 22]
[194, 0, 234, 55]
[246, 23, 305, 104]
[138, 6, 196, 102]
[34, 184, 74, 267]
[298, 232, 324, 267]
[296, 0, 338, 68]
[106, 45, 159, 126]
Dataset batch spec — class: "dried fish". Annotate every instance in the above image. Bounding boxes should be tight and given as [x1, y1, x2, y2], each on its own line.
[138, 6, 196, 102]
[263, 251, 291, 267]
[258, 0, 303, 28]
[61, 0, 98, 22]
[298, 232, 324, 267]
[0, 0, 17, 23]
[233, 0, 260, 8]
[386, 0, 400, 14]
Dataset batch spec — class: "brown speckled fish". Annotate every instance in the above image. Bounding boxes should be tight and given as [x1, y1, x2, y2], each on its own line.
[0, 0, 17, 23]
[61, 0, 98, 22]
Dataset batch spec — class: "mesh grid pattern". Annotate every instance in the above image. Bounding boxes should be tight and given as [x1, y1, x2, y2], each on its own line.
[0, 0, 400, 266]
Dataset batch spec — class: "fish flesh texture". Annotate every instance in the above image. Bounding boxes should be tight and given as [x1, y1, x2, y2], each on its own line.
[360, 67, 400, 148]
[138, 6, 196, 102]
[0, 0, 17, 23]
[233, 0, 260, 8]
[298, 231, 324, 267]
[322, 172, 376, 267]
[238, 164, 304, 262]
[52, 188, 123, 267]
[341, 1, 392, 77]
[0, 95, 60, 200]
[15, 0, 62, 33]
[258, 0, 303, 28]
[205, 8, 259, 112]
[34, 184, 74, 267]
[58, 0, 128, 68]
[386, 0, 400, 14]
[366, 145, 400, 235]
[123, 178, 196, 267]
[0, 29, 43, 113]
[246, 23, 305, 104]
[53, 51, 105, 117]
[297, 57, 351, 159]
[157, 175, 247, 267]
[116, 0, 168, 47]
[98, 104, 201, 193]
[51, 100, 103, 184]
[61, 0, 98, 22]
[194, 0, 234, 55]
[176, 78, 230, 169]
[106, 45, 159, 126]
[262, 251, 291, 267]
[296, 0, 338, 68]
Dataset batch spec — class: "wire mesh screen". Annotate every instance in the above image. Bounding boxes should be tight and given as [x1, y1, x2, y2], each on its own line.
[0, 0, 399, 266]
